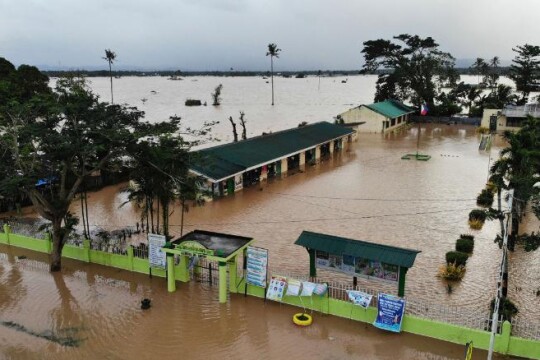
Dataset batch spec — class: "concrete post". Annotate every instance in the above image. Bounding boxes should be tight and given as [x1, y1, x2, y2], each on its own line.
[497, 321, 511, 355]
[3, 224, 10, 245]
[308, 249, 316, 277]
[329, 141, 334, 154]
[82, 239, 91, 262]
[177, 255, 190, 282]
[398, 267, 408, 297]
[315, 146, 321, 161]
[228, 256, 238, 293]
[127, 245, 134, 271]
[219, 261, 227, 303]
[167, 254, 176, 292]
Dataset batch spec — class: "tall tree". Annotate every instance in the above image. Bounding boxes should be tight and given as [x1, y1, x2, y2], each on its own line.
[509, 44, 540, 105]
[239, 111, 247, 140]
[360, 34, 457, 113]
[266, 43, 281, 106]
[103, 49, 117, 104]
[228, 116, 238, 142]
[0, 60, 177, 271]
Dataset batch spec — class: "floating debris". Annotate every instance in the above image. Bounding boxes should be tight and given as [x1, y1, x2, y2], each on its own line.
[141, 298, 151, 310]
[1, 320, 83, 347]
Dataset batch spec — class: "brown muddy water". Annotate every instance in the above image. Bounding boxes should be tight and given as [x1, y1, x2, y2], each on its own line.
[0, 245, 501, 360]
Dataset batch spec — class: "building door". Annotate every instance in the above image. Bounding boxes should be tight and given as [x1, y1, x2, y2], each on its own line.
[276, 161, 281, 175]
[489, 115, 497, 132]
[227, 178, 235, 194]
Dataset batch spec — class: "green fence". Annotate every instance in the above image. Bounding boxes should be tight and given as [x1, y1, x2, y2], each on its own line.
[1, 224, 538, 359]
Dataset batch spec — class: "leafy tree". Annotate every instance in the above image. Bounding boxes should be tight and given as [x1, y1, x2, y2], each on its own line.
[266, 43, 281, 106]
[0, 59, 178, 271]
[360, 34, 457, 113]
[103, 49, 117, 104]
[509, 44, 540, 105]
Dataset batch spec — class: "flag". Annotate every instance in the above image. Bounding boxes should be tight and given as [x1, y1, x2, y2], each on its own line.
[420, 103, 428, 116]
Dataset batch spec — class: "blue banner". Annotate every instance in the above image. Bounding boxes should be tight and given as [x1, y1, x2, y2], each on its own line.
[373, 293, 406, 333]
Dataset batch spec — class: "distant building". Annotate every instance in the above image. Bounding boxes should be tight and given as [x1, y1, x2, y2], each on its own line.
[337, 100, 414, 133]
[481, 104, 540, 132]
[190, 122, 355, 198]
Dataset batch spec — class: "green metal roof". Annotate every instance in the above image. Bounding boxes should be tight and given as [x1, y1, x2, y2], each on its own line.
[191, 122, 354, 181]
[294, 231, 420, 268]
[364, 100, 414, 119]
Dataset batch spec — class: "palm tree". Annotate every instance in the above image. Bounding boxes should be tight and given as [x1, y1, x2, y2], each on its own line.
[103, 49, 117, 104]
[266, 43, 281, 105]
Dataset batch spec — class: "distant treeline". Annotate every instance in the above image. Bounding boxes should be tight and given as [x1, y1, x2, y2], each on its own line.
[42, 67, 512, 78]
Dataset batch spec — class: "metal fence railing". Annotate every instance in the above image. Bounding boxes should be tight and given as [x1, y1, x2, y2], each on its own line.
[511, 318, 540, 340]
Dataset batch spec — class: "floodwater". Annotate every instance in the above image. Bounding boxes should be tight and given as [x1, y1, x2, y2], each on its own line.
[0, 245, 500, 359]
[1, 75, 538, 358]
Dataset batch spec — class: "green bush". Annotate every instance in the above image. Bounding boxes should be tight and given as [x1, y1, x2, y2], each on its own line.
[456, 238, 474, 253]
[476, 189, 494, 207]
[490, 298, 519, 321]
[460, 234, 474, 241]
[445, 251, 469, 266]
[469, 209, 487, 222]
[185, 99, 202, 106]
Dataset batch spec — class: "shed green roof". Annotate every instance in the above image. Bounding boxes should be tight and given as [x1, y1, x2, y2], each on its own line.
[365, 100, 414, 119]
[191, 122, 354, 181]
[294, 231, 420, 268]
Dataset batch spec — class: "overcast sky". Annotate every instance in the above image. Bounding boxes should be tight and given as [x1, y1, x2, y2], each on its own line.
[1, 0, 539, 71]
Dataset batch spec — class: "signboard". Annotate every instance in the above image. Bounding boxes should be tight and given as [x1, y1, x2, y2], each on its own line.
[285, 278, 302, 296]
[266, 276, 287, 301]
[175, 241, 215, 256]
[346, 290, 373, 308]
[246, 246, 268, 288]
[373, 293, 406, 333]
[148, 233, 167, 269]
[300, 282, 316, 296]
[315, 251, 399, 283]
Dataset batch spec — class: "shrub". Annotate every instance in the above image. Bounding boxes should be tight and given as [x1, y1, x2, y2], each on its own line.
[438, 263, 466, 280]
[185, 99, 202, 106]
[476, 126, 490, 134]
[469, 219, 484, 230]
[469, 209, 487, 221]
[456, 238, 474, 253]
[445, 251, 469, 266]
[476, 189, 494, 208]
[490, 298, 519, 322]
[460, 234, 475, 241]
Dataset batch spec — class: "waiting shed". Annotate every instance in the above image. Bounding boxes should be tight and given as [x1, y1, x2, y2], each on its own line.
[294, 231, 420, 296]
[163, 230, 254, 303]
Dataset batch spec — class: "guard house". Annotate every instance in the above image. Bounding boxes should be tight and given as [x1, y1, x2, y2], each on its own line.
[294, 231, 420, 297]
[190, 121, 355, 197]
[338, 99, 414, 134]
[481, 104, 540, 132]
[163, 230, 254, 303]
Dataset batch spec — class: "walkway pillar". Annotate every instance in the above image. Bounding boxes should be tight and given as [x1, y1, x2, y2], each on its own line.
[177, 255, 190, 282]
[167, 254, 176, 292]
[315, 146, 321, 161]
[228, 256, 238, 293]
[219, 261, 227, 303]
[280, 158, 288, 175]
[299, 152, 306, 166]
[398, 267, 408, 297]
[329, 141, 334, 154]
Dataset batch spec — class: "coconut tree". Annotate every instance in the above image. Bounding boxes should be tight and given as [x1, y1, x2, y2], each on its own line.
[266, 43, 281, 106]
[103, 49, 117, 104]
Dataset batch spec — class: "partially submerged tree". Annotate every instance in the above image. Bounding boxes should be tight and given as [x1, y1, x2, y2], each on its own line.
[211, 84, 223, 106]
[103, 49, 117, 104]
[228, 116, 239, 142]
[239, 111, 247, 140]
[509, 44, 540, 105]
[266, 43, 281, 106]
[360, 34, 457, 113]
[0, 59, 184, 271]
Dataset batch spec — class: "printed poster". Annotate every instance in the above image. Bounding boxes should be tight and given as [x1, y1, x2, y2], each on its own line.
[266, 276, 287, 301]
[285, 278, 302, 296]
[373, 293, 406, 333]
[148, 233, 167, 269]
[246, 246, 268, 288]
[300, 281, 316, 296]
[346, 290, 373, 308]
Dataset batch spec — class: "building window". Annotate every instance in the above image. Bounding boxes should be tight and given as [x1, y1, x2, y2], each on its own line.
[506, 117, 523, 127]
[391, 118, 396, 127]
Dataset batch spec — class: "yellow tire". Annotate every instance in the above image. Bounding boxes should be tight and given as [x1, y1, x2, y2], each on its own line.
[293, 313, 313, 326]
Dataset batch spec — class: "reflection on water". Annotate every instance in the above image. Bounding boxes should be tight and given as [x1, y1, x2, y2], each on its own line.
[0, 245, 500, 359]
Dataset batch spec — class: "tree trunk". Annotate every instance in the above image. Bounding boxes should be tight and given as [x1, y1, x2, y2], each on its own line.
[50, 218, 65, 272]
[162, 200, 169, 238]
[84, 190, 90, 239]
[180, 199, 185, 237]
[271, 57, 274, 106]
[109, 63, 114, 104]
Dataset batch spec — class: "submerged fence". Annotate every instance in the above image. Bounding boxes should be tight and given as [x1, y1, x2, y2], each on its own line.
[1, 225, 539, 358]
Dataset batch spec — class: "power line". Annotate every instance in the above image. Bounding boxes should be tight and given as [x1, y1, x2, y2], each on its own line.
[266, 191, 476, 202]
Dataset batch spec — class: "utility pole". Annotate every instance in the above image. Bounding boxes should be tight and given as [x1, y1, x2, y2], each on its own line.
[487, 189, 513, 360]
